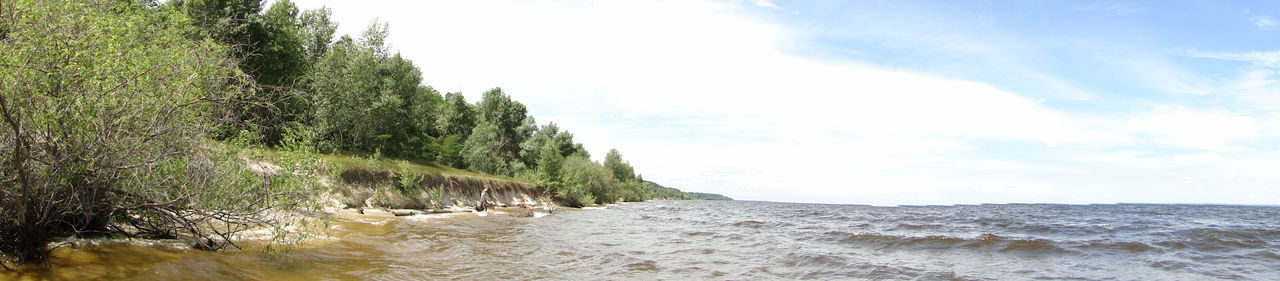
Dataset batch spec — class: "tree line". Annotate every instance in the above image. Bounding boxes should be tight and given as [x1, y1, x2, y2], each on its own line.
[1, 0, 724, 263]
[170, 0, 661, 206]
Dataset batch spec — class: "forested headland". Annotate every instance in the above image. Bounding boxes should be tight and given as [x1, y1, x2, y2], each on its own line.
[0, 0, 728, 264]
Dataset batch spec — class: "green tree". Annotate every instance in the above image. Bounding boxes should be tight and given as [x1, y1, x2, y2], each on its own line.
[536, 141, 565, 190]
[559, 155, 619, 204]
[436, 92, 477, 141]
[477, 89, 527, 153]
[461, 88, 529, 175]
[306, 22, 440, 158]
[298, 7, 336, 61]
[172, 0, 316, 145]
[434, 134, 465, 168]
[462, 121, 508, 175]
[1, 0, 318, 262]
[604, 149, 636, 183]
[571, 143, 590, 159]
[253, 0, 307, 87]
[306, 35, 381, 151]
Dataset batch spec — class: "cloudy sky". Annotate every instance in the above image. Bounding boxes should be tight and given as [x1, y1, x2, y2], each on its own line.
[288, 0, 1280, 206]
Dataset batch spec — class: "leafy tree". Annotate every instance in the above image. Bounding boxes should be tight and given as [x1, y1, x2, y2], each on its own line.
[0, 0, 318, 262]
[253, 0, 307, 87]
[536, 141, 565, 189]
[551, 128, 579, 157]
[298, 7, 336, 61]
[559, 155, 615, 205]
[306, 35, 381, 151]
[436, 92, 476, 139]
[306, 22, 440, 158]
[169, 0, 262, 50]
[476, 88, 528, 158]
[571, 143, 590, 159]
[172, 0, 314, 145]
[604, 149, 636, 183]
[375, 53, 442, 158]
[462, 121, 508, 175]
[460, 88, 529, 174]
[434, 134, 465, 168]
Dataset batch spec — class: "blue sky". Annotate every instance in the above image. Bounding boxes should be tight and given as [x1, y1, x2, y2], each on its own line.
[290, 0, 1280, 205]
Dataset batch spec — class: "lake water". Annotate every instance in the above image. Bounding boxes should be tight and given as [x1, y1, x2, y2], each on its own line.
[6, 200, 1280, 280]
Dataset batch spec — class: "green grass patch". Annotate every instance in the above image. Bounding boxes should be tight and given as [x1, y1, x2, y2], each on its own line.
[317, 153, 528, 183]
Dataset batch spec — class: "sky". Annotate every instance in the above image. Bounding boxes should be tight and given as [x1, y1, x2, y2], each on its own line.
[287, 0, 1280, 206]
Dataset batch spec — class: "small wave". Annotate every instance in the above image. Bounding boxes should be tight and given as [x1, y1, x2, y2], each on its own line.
[731, 220, 767, 229]
[781, 252, 848, 268]
[1077, 241, 1157, 252]
[994, 239, 1071, 254]
[625, 260, 660, 272]
[822, 231, 1073, 254]
[683, 231, 715, 237]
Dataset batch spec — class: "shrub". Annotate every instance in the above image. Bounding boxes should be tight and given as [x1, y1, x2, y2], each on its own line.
[0, 0, 319, 263]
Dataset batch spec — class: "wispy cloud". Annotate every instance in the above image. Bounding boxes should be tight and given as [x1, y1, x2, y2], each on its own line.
[1074, 2, 1143, 14]
[289, 0, 1280, 205]
[1188, 50, 1280, 68]
[1251, 15, 1277, 28]
[1183, 50, 1280, 111]
[749, 0, 780, 10]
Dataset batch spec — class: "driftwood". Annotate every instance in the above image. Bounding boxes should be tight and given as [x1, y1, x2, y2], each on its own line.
[476, 187, 490, 212]
[421, 209, 457, 214]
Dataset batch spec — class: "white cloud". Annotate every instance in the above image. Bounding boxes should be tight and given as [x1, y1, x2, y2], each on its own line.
[1188, 50, 1280, 68]
[745, 0, 780, 10]
[288, 0, 1280, 205]
[1075, 2, 1143, 14]
[1251, 15, 1277, 28]
[1121, 106, 1261, 151]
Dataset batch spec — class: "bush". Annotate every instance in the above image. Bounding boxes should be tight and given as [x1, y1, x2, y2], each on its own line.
[0, 1, 319, 263]
[555, 186, 596, 208]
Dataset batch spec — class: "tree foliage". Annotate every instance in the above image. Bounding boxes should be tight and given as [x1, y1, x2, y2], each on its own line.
[604, 149, 636, 183]
[461, 121, 507, 175]
[0, 0, 319, 263]
[0, 0, 728, 264]
[305, 24, 441, 158]
[436, 92, 476, 138]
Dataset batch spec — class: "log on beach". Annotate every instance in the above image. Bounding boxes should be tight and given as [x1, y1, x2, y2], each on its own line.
[391, 210, 419, 216]
[476, 187, 490, 212]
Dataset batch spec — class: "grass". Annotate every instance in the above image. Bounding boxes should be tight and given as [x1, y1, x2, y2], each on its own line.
[318, 153, 529, 183]
[316, 152, 542, 210]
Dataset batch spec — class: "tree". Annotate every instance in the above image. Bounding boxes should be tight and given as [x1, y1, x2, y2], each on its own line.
[376, 53, 442, 158]
[571, 143, 590, 159]
[306, 34, 381, 151]
[463, 88, 529, 175]
[551, 128, 579, 157]
[253, 0, 307, 86]
[477, 88, 528, 153]
[536, 141, 565, 188]
[298, 7, 336, 61]
[559, 156, 614, 206]
[1, 0, 317, 262]
[436, 92, 476, 140]
[604, 149, 636, 183]
[170, 0, 262, 52]
[306, 22, 441, 158]
[434, 134, 465, 168]
[461, 121, 508, 175]
[173, 0, 315, 145]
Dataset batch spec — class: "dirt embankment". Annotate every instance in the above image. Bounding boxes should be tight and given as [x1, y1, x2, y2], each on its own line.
[333, 167, 549, 211]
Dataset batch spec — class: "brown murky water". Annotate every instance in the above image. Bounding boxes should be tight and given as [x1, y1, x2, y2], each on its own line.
[5, 201, 1280, 280]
